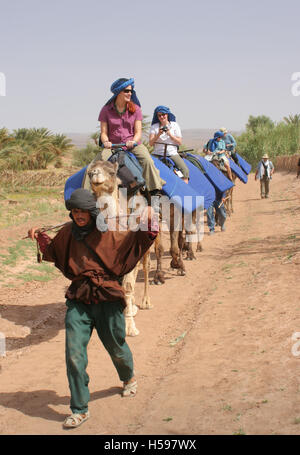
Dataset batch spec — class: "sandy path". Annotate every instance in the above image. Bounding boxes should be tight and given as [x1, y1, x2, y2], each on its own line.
[0, 172, 299, 435]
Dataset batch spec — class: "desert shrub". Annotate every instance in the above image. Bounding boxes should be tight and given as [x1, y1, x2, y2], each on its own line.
[72, 143, 100, 167]
[0, 128, 74, 171]
[236, 116, 300, 168]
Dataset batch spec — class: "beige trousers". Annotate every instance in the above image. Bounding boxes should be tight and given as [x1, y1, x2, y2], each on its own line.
[260, 176, 270, 198]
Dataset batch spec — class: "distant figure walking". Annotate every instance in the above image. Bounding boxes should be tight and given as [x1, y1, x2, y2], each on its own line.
[297, 157, 300, 178]
[255, 153, 274, 198]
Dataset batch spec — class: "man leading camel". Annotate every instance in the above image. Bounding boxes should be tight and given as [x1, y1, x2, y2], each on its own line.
[28, 188, 158, 429]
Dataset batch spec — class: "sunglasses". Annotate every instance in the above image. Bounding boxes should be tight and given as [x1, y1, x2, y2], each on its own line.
[158, 113, 167, 117]
[123, 89, 133, 93]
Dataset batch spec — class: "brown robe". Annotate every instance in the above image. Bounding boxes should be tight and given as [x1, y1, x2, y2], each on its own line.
[41, 222, 155, 308]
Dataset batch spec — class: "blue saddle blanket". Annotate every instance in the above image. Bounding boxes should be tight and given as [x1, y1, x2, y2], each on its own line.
[64, 166, 87, 200]
[64, 156, 207, 214]
[187, 154, 234, 194]
[153, 156, 215, 210]
[230, 159, 248, 183]
[235, 152, 252, 175]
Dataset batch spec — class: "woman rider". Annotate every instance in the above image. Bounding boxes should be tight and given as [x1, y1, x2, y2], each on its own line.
[149, 105, 189, 184]
[98, 78, 165, 195]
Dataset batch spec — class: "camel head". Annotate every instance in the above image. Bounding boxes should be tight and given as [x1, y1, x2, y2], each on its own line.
[88, 160, 120, 197]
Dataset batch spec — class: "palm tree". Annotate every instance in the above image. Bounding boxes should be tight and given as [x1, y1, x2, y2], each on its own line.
[0, 128, 76, 170]
[0, 128, 13, 148]
[50, 134, 74, 155]
[283, 114, 300, 125]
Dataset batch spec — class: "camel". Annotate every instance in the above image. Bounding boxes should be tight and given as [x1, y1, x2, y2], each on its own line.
[86, 159, 155, 337]
[85, 158, 202, 341]
[152, 190, 203, 285]
[211, 154, 237, 216]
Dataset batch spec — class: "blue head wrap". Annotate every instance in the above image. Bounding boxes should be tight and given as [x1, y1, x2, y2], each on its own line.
[105, 78, 141, 107]
[151, 105, 176, 125]
[214, 131, 225, 139]
[209, 130, 225, 152]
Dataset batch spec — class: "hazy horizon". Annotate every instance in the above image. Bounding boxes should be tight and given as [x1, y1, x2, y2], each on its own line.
[1, 0, 300, 134]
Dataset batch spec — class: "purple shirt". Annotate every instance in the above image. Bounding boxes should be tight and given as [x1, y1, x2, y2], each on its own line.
[98, 102, 143, 143]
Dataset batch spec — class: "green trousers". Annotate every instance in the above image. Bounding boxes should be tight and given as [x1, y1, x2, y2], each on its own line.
[65, 299, 134, 414]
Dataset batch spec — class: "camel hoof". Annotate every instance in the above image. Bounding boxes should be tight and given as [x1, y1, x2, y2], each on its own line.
[139, 297, 153, 310]
[186, 254, 196, 261]
[125, 318, 140, 337]
[152, 273, 165, 285]
[177, 269, 186, 276]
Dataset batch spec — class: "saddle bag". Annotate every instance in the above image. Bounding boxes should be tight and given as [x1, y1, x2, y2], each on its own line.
[109, 151, 145, 195]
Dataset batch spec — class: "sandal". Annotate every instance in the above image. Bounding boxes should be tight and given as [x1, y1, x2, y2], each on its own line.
[122, 379, 137, 397]
[63, 411, 90, 429]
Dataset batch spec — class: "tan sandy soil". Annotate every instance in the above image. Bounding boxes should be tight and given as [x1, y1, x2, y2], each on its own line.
[0, 172, 300, 435]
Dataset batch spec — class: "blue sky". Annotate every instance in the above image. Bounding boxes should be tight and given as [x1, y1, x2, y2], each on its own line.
[1, 0, 300, 134]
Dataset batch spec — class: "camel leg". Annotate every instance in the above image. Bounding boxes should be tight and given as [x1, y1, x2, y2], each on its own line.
[197, 240, 203, 252]
[184, 211, 198, 261]
[169, 205, 186, 275]
[122, 266, 140, 337]
[184, 230, 197, 260]
[230, 187, 234, 213]
[196, 208, 203, 252]
[152, 232, 165, 285]
[169, 229, 186, 275]
[170, 229, 184, 274]
[140, 250, 153, 309]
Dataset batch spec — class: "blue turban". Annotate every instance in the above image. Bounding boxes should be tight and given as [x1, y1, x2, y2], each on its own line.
[214, 131, 225, 139]
[105, 78, 141, 107]
[209, 130, 225, 152]
[151, 105, 176, 125]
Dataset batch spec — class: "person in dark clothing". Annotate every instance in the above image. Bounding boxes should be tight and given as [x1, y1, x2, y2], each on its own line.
[28, 188, 158, 429]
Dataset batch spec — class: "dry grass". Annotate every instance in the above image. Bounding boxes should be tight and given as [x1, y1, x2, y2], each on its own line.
[0, 166, 80, 189]
[274, 154, 300, 172]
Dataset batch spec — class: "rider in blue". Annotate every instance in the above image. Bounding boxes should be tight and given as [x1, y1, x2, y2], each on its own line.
[219, 127, 240, 167]
[209, 131, 234, 182]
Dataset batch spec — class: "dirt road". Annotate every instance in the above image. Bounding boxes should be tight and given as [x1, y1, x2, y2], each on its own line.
[0, 172, 300, 435]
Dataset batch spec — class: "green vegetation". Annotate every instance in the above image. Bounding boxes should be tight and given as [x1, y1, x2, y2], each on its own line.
[0, 181, 66, 287]
[237, 114, 300, 168]
[0, 187, 65, 229]
[16, 263, 57, 282]
[0, 127, 74, 170]
[0, 237, 58, 286]
[73, 143, 100, 167]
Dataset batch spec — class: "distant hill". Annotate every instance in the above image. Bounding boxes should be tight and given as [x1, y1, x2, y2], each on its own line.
[64, 132, 96, 149]
[65, 129, 244, 151]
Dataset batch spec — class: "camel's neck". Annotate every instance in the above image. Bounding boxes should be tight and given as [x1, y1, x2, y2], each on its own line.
[96, 184, 128, 230]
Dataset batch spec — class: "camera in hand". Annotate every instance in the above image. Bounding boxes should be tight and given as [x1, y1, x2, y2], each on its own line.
[161, 126, 169, 132]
